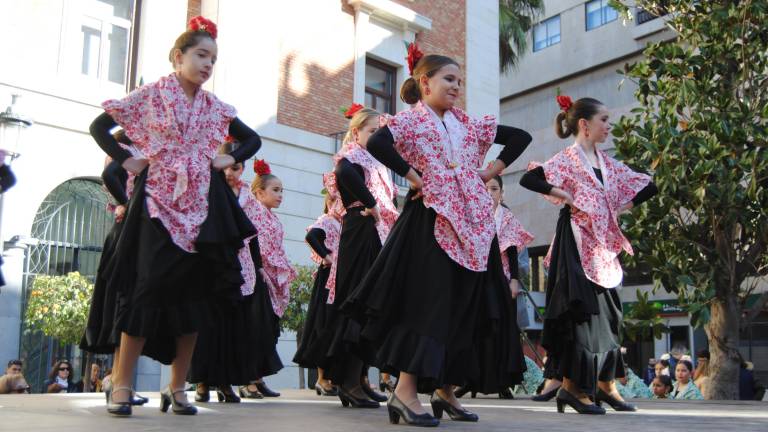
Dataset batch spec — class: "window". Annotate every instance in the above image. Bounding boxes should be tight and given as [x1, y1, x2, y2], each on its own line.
[586, 0, 618, 30]
[532, 15, 561, 52]
[79, 0, 135, 86]
[364, 59, 396, 115]
[527, 245, 550, 292]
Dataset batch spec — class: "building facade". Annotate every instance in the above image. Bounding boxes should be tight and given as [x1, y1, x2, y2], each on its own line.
[0, 0, 500, 391]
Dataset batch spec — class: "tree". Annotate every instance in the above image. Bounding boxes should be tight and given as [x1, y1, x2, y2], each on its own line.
[499, 0, 544, 73]
[609, 1, 768, 399]
[623, 290, 670, 342]
[24, 272, 94, 346]
[282, 265, 315, 389]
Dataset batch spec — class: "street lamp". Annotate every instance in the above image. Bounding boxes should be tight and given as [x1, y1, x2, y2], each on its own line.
[0, 94, 33, 248]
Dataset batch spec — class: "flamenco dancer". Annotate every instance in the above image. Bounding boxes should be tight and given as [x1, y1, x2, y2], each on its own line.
[342, 44, 532, 427]
[89, 16, 261, 416]
[189, 140, 267, 404]
[292, 174, 343, 397]
[519, 95, 657, 414]
[237, 159, 297, 399]
[304, 104, 398, 409]
[80, 131, 148, 406]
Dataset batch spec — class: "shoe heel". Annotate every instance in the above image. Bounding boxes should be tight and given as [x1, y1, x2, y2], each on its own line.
[316, 387, 321, 396]
[217, 391, 225, 403]
[339, 394, 349, 407]
[104, 389, 110, 404]
[160, 394, 171, 413]
[556, 399, 565, 413]
[471, 391, 477, 399]
[388, 406, 400, 424]
[430, 402, 444, 419]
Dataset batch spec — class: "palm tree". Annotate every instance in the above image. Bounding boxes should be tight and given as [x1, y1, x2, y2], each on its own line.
[499, 0, 545, 73]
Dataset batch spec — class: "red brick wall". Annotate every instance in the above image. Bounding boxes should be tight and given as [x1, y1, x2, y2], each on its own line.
[187, 0, 201, 23]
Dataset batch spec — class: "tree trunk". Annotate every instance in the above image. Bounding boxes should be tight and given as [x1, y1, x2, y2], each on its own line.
[705, 295, 741, 400]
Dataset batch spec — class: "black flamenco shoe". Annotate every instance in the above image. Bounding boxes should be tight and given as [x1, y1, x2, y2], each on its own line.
[337, 386, 380, 408]
[453, 386, 477, 399]
[131, 392, 149, 406]
[499, 387, 515, 400]
[239, 385, 264, 399]
[160, 386, 198, 415]
[388, 393, 439, 427]
[106, 386, 132, 416]
[315, 383, 339, 397]
[595, 389, 637, 412]
[555, 388, 605, 415]
[217, 385, 242, 403]
[429, 391, 479, 422]
[255, 381, 280, 397]
[531, 386, 560, 402]
[195, 384, 210, 403]
[361, 383, 388, 402]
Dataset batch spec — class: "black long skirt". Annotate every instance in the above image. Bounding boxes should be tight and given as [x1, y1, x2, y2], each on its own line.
[342, 195, 524, 393]
[105, 169, 255, 364]
[79, 220, 123, 354]
[249, 273, 284, 379]
[302, 207, 381, 383]
[542, 207, 625, 396]
[292, 265, 331, 368]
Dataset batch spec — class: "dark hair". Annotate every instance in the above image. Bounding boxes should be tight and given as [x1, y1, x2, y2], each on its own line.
[168, 30, 215, 65]
[659, 359, 670, 368]
[655, 374, 673, 392]
[400, 54, 460, 104]
[113, 129, 132, 145]
[7, 359, 22, 368]
[554, 97, 604, 139]
[218, 142, 243, 170]
[696, 349, 710, 360]
[48, 360, 72, 382]
[677, 359, 694, 373]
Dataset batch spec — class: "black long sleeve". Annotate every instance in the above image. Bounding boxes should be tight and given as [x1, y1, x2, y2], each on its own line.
[0, 165, 17, 193]
[249, 237, 263, 269]
[335, 158, 377, 208]
[102, 160, 129, 205]
[519, 166, 552, 195]
[90, 113, 132, 164]
[631, 182, 658, 207]
[228, 118, 261, 162]
[367, 127, 411, 177]
[305, 228, 331, 258]
[494, 125, 532, 167]
[506, 246, 519, 280]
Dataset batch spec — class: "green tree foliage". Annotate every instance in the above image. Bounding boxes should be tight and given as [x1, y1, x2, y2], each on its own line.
[609, 0, 768, 399]
[281, 265, 315, 335]
[499, 0, 544, 72]
[24, 272, 93, 346]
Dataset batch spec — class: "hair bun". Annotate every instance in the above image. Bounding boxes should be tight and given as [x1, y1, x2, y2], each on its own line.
[188, 16, 217, 39]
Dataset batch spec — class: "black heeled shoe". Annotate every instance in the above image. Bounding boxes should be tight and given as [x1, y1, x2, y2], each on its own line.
[555, 388, 605, 415]
[106, 386, 132, 416]
[387, 393, 439, 427]
[217, 385, 241, 403]
[131, 392, 149, 406]
[595, 389, 637, 412]
[255, 381, 280, 397]
[337, 386, 380, 408]
[239, 385, 264, 399]
[453, 386, 477, 399]
[361, 383, 388, 402]
[499, 387, 515, 399]
[160, 387, 198, 415]
[430, 391, 479, 422]
[195, 384, 210, 403]
[315, 383, 338, 396]
[531, 386, 560, 402]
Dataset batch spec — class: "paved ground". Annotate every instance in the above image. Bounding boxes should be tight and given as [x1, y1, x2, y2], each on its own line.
[1, 389, 766, 432]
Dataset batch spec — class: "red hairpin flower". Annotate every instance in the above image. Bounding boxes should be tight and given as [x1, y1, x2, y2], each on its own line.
[188, 16, 218, 39]
[406, 42, 424, 76]
[224, 135, 235, 143]
[342, 103, 365, 119]
[254, 159, 271, 176]
[556, 95, 573, 112]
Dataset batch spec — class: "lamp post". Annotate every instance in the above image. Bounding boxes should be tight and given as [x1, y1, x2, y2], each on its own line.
[0, 94, 33, 245]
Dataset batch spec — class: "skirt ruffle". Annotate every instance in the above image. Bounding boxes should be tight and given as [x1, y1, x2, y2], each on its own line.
[292, 265, 331, 368]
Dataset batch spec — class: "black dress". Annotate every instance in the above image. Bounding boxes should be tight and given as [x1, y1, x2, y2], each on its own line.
[341, 125, 531, 393]
[301, 159, 382, 383]
[248, 237, 284, 379]
[80, 161, 129, 354]
[520, 166, 658, 395]
[292, 228, 333, 368]
[90, 114, 261, 364]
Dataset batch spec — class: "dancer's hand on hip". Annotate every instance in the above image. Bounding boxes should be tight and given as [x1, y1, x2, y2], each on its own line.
[212, 154, 235, 171]
[361, 205, 381, 222]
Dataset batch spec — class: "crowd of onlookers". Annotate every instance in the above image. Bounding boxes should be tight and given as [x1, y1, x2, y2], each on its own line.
[0, 359, 111, 395]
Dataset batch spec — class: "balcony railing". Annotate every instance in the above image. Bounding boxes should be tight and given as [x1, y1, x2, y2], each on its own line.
[636, 4, 669, 25]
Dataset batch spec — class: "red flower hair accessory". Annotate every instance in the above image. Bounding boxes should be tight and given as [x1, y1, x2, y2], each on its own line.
[342, 103, 365, 119]
[188, 16, 218, 39]
[406, 42, 424, 76]
[254, 159, 271, 176]
[224, 135, 235, 143]
[556, 95, 573, 112]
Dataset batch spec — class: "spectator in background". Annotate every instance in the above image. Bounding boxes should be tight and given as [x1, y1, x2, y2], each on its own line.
[77, 363, 103, 393]
[616, 366, 653, 399]
[44, 360, 78, 393]
[737, 353, 757, 400]
[650, 375, 673, 399]
[671, 360, 703, 400]
[668, 344, 687, 373]
[693, 349, 710, 398]
[655, 358, 670, 378]
[102, 368, 113, 392]
[644, 358, 657, 385]
[0, 360, 30, 394]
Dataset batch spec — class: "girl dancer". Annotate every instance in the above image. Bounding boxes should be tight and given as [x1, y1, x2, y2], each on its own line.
[238, 159, 296, 398]
[293, 174, 343, 396]
[342, 44, 532, 426]
[89, 16, 261, 416]
[519, 95, 657, 414]
[189, 140, 264, 404]
[304, 104, 398, 408]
